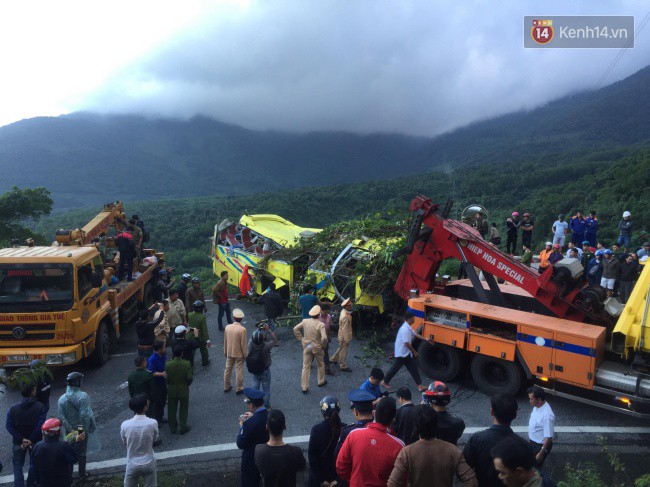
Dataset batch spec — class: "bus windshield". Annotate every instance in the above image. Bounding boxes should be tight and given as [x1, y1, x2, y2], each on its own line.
[0, 264, 74, 311]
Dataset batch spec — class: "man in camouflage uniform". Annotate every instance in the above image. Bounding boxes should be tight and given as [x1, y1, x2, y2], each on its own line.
[580, 241, 594, 280]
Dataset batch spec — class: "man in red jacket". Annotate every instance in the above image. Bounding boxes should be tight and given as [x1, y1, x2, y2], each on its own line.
[336, 397, 404, 487]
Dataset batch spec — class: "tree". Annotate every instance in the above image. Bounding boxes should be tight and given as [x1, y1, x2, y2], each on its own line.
[0, 186, 53, 247]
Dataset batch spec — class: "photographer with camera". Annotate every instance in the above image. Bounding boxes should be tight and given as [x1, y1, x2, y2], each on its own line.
[246, 323, 279, 408]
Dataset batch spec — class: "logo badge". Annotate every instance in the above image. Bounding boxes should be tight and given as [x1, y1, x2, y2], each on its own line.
[12, 327, 27, 340]
[531, 19, 554, 44]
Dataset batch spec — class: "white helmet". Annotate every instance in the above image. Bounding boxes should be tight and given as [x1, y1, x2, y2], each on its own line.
[622, 211, 631, 218]
[175, 325, 188, 335]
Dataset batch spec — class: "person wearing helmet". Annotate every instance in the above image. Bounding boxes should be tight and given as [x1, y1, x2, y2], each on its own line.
[188, 300, 211, 366]
[521, 213, 534, 249]
[187, 277, 207, 314]
[638, 241, 650, 260]
[246, 325, 278, 408]
[569, 210, 587, 246]
[307, 396, 344, 487]
[57, 372, 99, 481]
[171, 324, 201, 368]
[587, 250, 605, 286]
[551, 214, 568, 248]
[31, 418, 85, 487]
[155, 269, 174, 302]
[505, 212, 522, 255]
[177, 273, 191, 305]
[548, 244, 563, 266]
[211, 271, 231, 330]
[617, 211, 633, 250]
[29, 359, 53, 413]
[422, 381, 465, 445]
[585, 210, 599, 247]
[6, 383, 46, 487]
[601, 249, 621, 298]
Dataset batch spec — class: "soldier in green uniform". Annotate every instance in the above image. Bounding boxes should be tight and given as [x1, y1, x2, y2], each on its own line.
[612, 243, 627, 262]
[580, 241, 594, 278]
[188, 301, 211, 366]
[521, 245, 533, 266]
[165, 344, 193, 434]
[128, 356, 155, 418]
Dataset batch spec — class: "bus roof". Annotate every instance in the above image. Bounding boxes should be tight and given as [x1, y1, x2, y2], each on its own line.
[239, 214, 321, 248]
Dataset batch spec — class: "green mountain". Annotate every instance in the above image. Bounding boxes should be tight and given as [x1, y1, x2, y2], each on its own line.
[2, 66, 649, 209]
[33, 146, 649, 279]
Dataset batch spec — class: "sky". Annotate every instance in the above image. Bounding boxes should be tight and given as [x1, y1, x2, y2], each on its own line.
[0, 0, 648, 137]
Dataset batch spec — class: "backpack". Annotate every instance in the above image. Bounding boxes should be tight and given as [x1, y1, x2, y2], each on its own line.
[246, 344, 266, 374]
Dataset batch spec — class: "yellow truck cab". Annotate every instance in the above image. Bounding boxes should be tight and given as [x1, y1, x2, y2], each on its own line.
[0, 204, 160, 368]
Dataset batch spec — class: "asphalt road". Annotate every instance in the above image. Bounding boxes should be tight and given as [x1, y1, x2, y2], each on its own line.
[1, 300, 648, 481]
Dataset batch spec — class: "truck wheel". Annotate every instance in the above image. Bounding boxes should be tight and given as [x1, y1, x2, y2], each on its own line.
[470, 355, 522, 396]
[91, 321, 110, 367]
[418, 341, 462, 382]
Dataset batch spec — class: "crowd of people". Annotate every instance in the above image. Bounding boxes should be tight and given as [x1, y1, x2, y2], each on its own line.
[5, 298, 562, 487]
[472, 208, 647, 304]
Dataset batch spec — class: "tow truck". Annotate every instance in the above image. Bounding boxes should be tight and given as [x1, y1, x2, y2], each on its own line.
[396, 196, 650, 416]
[0, 202, 163, 367]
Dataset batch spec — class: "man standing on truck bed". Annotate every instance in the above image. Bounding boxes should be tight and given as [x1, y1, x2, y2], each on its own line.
[212, 272, 231, 331]
[116, 228, 136, 281]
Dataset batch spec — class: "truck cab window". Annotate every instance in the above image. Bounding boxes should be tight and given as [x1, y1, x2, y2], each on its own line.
[77, 265, 94, 299]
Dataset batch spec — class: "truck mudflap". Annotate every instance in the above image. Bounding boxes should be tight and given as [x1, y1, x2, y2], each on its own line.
[0, 343, 84, 367]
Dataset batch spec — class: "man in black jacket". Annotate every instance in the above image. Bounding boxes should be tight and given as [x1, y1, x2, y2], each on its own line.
[116, 229, 135, 281]
[257, 283, 284, 336]
[5, 385, 46, 487]
[395, 386, 419, 445]
[422, 381, 465, 445]
[464, 394, 523, 487]
[32, 417, 83, 487]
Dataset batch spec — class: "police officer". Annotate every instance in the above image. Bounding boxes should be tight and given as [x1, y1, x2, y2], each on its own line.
[177, 274, 191, 305]
[236, 388, 269, 487]
[188, 301, 211, 366]
[171, 325, 201, 368]
[334, 389, 376, 487]
[422, 381, 465, 445]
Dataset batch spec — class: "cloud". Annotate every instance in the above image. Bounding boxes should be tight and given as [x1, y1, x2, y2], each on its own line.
[6, 0, 650, 136]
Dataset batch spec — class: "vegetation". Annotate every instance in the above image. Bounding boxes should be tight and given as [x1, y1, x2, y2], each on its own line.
[1, 66, 648, 209]
[0, 186, 53, 247]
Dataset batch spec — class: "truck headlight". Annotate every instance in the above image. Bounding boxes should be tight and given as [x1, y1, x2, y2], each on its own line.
[46, 354, 62, 365]
[62, 352, 76, 364]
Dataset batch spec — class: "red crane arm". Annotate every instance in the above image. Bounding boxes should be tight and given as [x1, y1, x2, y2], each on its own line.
[395, 196, 591, 322]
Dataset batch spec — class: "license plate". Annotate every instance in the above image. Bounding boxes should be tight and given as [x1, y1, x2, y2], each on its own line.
[7, 355, 29, 362]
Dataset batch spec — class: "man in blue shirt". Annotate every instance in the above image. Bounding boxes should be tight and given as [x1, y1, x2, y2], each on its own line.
[147, 341, 168, 425]
[359, 368, 385, 404]
[298, 284, 319, 319]
[569, 210, 587, 245]
[585, 211, 599, 247]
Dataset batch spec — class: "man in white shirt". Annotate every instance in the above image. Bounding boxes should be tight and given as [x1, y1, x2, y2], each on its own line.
[120, 394, 159, 487]
[552, 215, 569, 247]
[380, 312, 433, 392]
[527, 386, 554, 468]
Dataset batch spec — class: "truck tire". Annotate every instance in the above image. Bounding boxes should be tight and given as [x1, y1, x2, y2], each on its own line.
[418, 341, 462, 382]
[470, 355, 522, 396]
[90, 321, 111, 367]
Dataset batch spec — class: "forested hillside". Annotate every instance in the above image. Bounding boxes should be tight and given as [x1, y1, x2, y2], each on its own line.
[33, 146, 649, 280]
[3, 66, 649, 209]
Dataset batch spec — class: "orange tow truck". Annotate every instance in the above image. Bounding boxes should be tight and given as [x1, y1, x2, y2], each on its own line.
[395, 196, 650, 417]
[0, 202, 162, 367]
